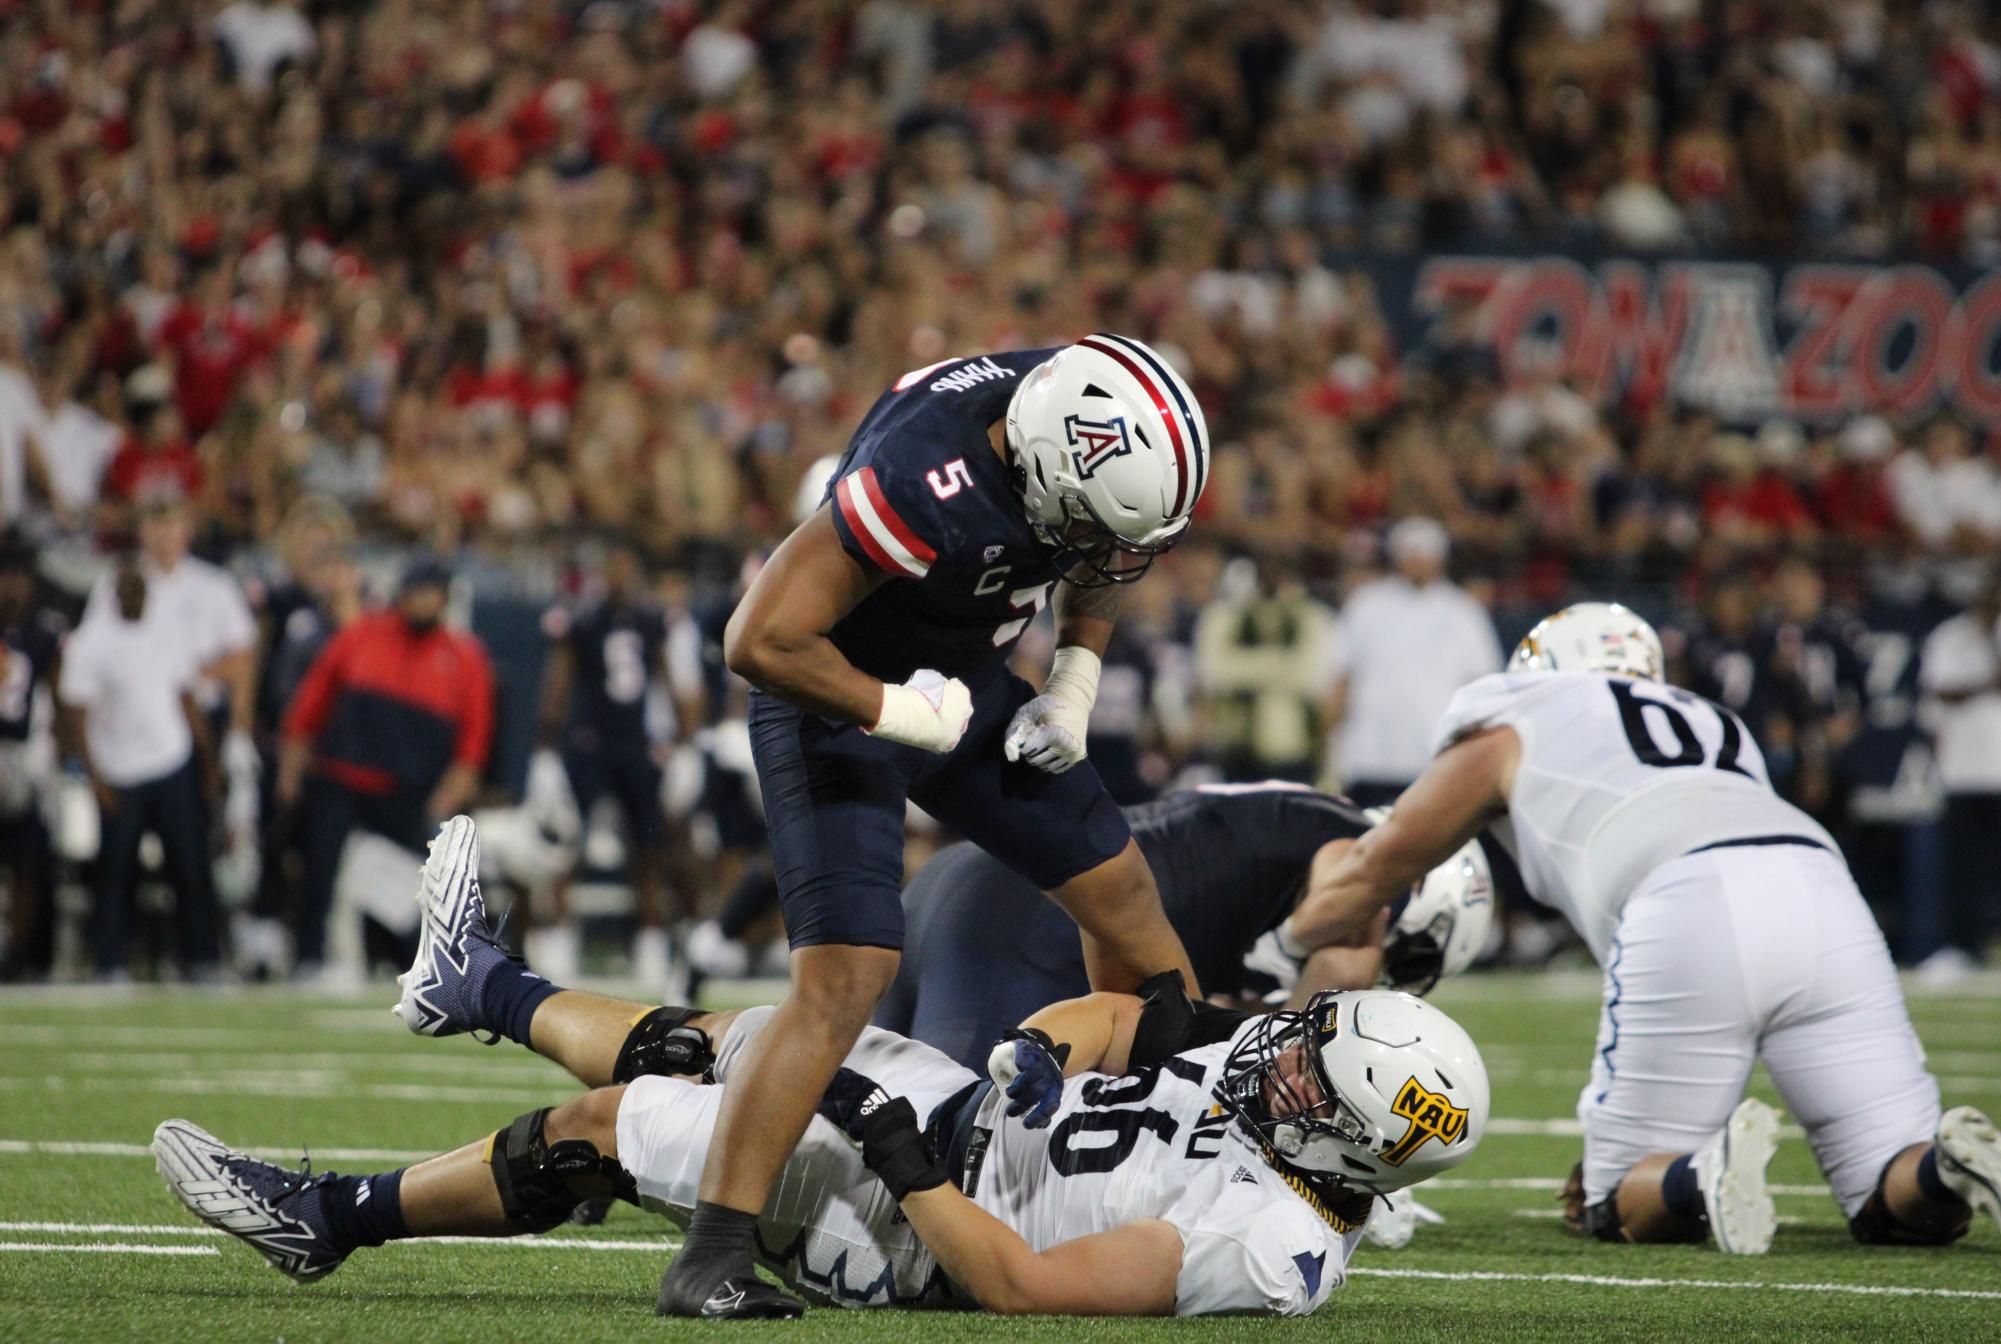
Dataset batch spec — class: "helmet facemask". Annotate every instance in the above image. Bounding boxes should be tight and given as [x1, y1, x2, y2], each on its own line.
[1009, 449, 1189, 588]
[1214, 1009, 1389, 1195]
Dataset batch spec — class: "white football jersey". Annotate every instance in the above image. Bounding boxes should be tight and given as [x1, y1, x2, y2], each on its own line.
[1433, 670, 1836, 960]
[966, 1023, 1362, 1317]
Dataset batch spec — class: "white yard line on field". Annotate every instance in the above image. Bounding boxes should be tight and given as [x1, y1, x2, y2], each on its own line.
[0, 1075, 566, 1105]
[0, 1140, 431, 1161]
[1348, 1266, 2001, 1301]
[8, 1225, 1993, 1302]
[0, 1243, 220, 1256]
[1424, 1176, 1830, 1196]
[1505, 1208, 1807, 1225]
[0, 1222, 222, 1236]
[0, 1222, 680, 1253]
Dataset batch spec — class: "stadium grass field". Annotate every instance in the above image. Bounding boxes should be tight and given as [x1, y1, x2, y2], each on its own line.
[1, 973, 1996, 1342]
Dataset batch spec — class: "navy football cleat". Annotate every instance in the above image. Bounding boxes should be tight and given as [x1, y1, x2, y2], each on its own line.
[153, 1120, 350, 1283]
[394, 815, 518, 1039]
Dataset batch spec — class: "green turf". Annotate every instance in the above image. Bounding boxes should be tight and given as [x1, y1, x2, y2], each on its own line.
[1, 974, 1996, 1342]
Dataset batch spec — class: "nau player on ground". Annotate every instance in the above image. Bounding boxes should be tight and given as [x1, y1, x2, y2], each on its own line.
[154, 816, 1489, 1317]
[645, 337, 1208, 1316]
[876, 781, 1494, 1069]
[1297, 602, 2001, 1255]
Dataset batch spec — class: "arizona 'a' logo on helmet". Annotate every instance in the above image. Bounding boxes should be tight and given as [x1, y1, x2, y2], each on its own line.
[1063, 414, 1133, 479]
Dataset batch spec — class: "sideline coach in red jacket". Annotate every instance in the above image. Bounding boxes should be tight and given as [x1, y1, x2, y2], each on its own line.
[278, 557, 494, 974]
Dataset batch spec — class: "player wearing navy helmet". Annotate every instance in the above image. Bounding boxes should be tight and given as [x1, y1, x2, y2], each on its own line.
[633, 337, 1211, 1317]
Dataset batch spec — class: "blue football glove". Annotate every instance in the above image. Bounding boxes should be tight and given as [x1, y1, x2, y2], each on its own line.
[986, 1028, 1071, 1129]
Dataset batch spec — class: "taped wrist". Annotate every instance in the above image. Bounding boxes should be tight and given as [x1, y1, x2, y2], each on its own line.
[998, 1026, 1072, 1069]
[868, 682, 938, 746]
[859, 1096, 949, 1202]
[611, 1006, 715, 1084]
[1043, 646, 1102, 715]
[488, 1107, 638, 1234]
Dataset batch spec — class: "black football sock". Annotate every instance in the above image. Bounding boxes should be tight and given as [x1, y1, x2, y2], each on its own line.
[1916, 1147, 1963, 1207]
[663, 1200, 758, 1280]
[319, 1169, 409, 1251]
[480, 959, 563, 1047]
[1660, 1153, 1703, 1220]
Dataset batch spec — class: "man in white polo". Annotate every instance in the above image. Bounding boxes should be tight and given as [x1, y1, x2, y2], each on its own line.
[1326, 517, 1502, 807]
[60, 559, 221, 978]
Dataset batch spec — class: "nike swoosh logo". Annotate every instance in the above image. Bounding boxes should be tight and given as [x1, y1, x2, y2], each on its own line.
[701, 1287, 747, 1315]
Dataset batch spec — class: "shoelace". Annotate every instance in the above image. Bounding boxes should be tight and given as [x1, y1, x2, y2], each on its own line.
[221, 1148, 335, 1205]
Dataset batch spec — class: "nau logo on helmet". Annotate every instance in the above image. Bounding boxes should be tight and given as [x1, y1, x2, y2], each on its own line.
[1380, 1076, 1469, 1167]
[1063, 414, 1133, 479]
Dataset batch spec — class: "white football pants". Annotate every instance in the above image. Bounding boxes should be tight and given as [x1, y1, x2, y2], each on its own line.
[614, 1006, 976, 1308]
[1578, 843, 1941, 1215]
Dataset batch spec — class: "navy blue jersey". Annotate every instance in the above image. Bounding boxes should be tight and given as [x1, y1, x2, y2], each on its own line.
[825, 349, 1064, 686]
[0, 610, 62, 743]
[547, 599, 668, 746]
[878, 783, 1373, 1066]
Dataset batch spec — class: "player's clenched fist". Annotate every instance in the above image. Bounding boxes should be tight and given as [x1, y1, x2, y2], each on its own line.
[1004, 646, 1100, 773]
[865, 668, 973, 753]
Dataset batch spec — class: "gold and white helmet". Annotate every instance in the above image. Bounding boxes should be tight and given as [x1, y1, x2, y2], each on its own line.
[1510, 601, 1664, 681]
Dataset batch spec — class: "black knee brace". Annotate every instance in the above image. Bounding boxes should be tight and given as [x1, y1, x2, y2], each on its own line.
[611, 1007, 715, 1084]
[1584, 1197, 1626, 1243]
[1849, 1189, 1970, 1246]
[488, 1107, 638, 1234]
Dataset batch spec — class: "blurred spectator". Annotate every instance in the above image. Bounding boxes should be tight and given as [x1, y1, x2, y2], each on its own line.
[85, 494, 259, 769]
[58, 558, 221, 980]
[1915, 573, 2001, 979]
[0, 537, 63, 979]
[1193, 555, 1338, 784]
[278, 556, 494, 976]
[1325, 518, 1501, 807]
[212, 0, 317, 93]
[531, 542, 696, 988]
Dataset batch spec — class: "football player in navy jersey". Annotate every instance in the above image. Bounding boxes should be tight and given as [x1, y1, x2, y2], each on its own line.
[651, 336, 1211, 1317]
[535, 543, 693, 989]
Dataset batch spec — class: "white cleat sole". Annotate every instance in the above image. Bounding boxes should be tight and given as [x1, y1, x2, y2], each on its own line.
[1937, 1105, 2001, 1229]
[152, 1119, 333, 1283]
[391, 816, 482, 1037]
[1699, 1098, 1781, 1255]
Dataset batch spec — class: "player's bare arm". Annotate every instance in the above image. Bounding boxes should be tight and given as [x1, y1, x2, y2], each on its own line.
[901, 1192, 1182, 1315]
[1052, 575, 1124, 655]
[1014, 991, 1146, 1076]
[722, 506, 889, 724]
[1291, 727, 1519, 950]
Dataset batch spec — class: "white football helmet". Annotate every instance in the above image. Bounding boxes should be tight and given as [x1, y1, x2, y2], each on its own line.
[1006, 334, 1208, 585]
[1509, 601, 1663, 681]
[1381, 837, 1494, 995]
[1216, 990, 1489, 1196]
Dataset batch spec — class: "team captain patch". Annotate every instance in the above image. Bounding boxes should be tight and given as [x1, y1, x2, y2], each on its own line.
[1380, 1077, 1469, 1167]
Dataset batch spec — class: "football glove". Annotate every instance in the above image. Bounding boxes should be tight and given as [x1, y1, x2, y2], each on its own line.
[1004, 646, 1099, 773]
[1241, 921, 1309, 998]
[867, 669, 973, 754]
[986, 1027, 1071, 1129]
[816, 1067, 949, 1202]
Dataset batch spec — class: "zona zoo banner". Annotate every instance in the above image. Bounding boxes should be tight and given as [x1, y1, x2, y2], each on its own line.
[1391, 254, 2001, 424]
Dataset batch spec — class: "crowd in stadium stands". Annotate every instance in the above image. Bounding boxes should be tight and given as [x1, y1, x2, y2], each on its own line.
[1, 1, 2000, 983]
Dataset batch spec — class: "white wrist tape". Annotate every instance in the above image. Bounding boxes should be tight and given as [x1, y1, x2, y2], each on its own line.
[867, 674, 972, 753]
[1042, 645, 1102, 715]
